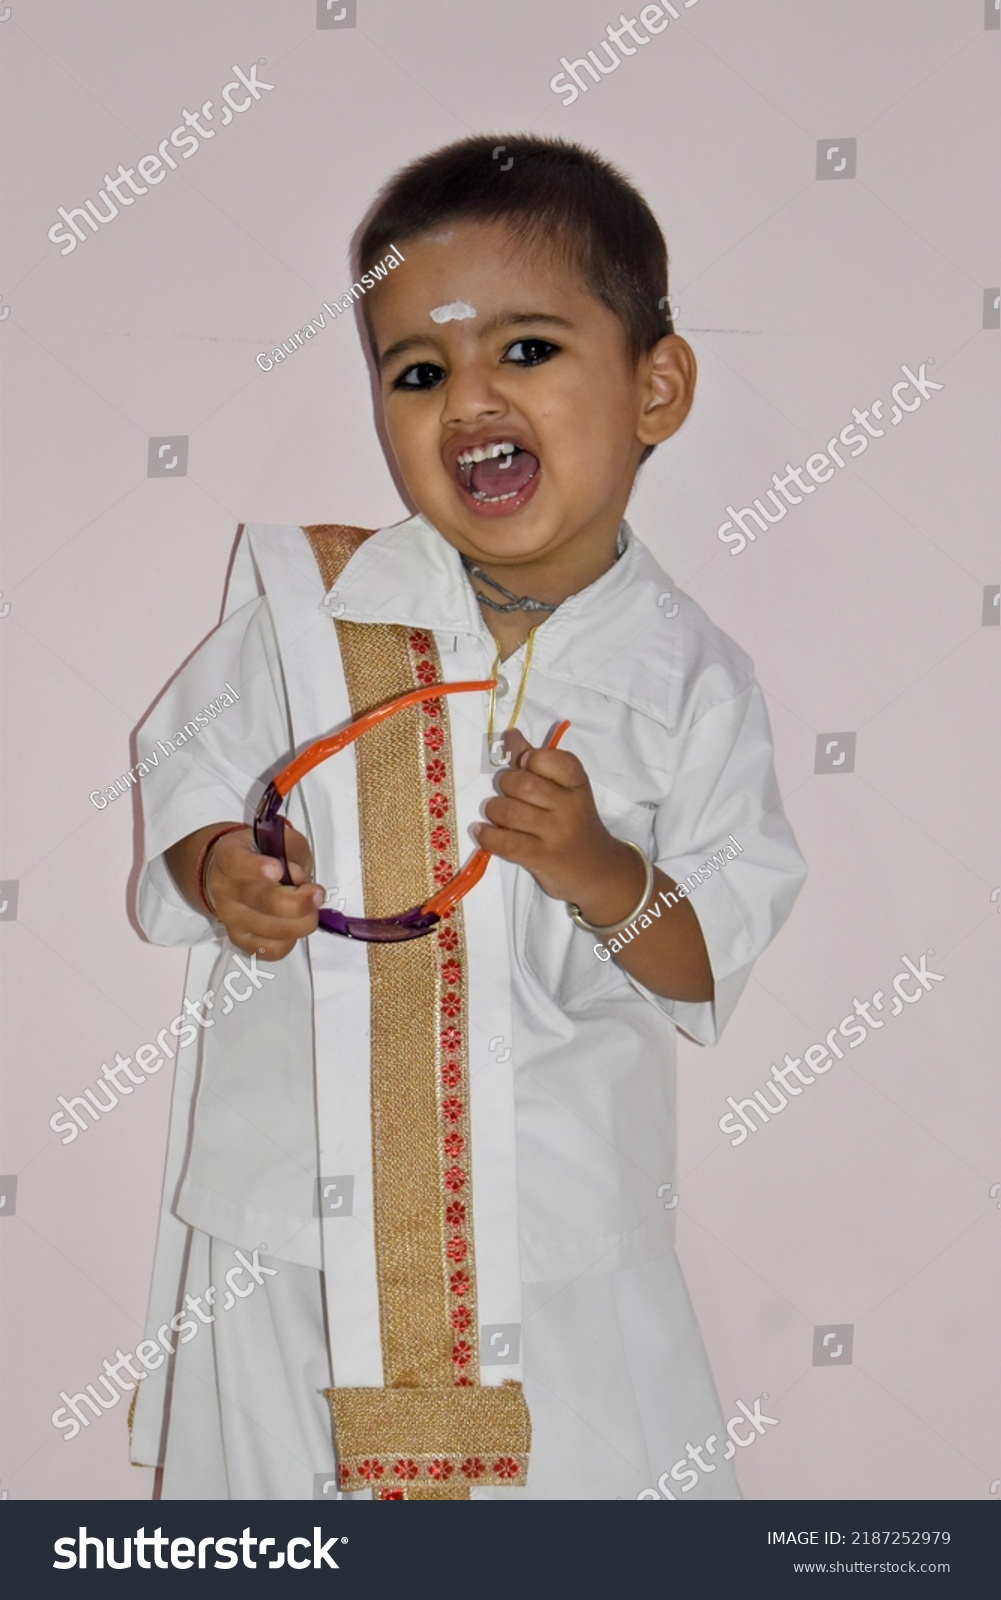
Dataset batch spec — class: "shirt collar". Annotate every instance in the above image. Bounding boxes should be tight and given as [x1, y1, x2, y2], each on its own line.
[324, 513, 652, 627]
[319, 513, 480, 633]
[321, 511, 688, 725]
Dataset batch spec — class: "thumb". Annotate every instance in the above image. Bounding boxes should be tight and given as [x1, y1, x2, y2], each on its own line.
[501, 727, 535, 768]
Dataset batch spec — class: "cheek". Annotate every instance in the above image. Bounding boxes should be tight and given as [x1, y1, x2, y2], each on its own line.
[383, 402, 430, 458]
[547, 382, 635, 466]
[540, 395, 623, 470]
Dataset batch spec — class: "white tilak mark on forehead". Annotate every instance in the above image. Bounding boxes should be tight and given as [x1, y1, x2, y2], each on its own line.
[429, 301, 477, 323]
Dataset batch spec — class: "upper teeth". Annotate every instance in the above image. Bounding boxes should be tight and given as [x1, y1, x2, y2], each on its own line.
[457, 441, 517, 467]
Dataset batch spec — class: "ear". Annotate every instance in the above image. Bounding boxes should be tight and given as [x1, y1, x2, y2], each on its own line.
[635, 335, 697, 449]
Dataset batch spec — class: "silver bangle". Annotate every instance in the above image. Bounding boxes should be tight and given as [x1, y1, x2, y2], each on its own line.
[566, 842, 655, 936]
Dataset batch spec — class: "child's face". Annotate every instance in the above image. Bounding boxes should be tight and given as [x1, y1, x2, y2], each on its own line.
[367, 220, 692, 572]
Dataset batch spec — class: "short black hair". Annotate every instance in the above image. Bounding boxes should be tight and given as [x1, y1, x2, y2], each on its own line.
[356, 134, 674, 362]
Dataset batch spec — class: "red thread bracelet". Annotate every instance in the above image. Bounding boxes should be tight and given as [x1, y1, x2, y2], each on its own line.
[196, 824, 252, 915]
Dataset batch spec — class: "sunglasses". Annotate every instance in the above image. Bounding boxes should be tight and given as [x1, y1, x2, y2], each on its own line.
[254, 680, 570, 942]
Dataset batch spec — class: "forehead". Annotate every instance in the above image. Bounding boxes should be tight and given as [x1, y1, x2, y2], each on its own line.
[366, 219, 596, 335]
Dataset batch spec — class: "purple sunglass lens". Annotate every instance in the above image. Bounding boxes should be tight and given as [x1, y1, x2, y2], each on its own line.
[253, 782, 440, 943]
[253, 784, 292, 885]
[317, 905, 441, 942]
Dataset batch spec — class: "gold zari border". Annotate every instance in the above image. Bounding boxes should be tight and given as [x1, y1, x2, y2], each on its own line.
[304, 525, 531, 1502]
[324, 1380, 530, 1491]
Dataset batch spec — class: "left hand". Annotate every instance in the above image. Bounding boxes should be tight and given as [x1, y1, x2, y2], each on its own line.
[473, 728, 641, 909]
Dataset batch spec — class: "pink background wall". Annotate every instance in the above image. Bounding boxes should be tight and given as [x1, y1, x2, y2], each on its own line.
[1, 0, 998, 1500]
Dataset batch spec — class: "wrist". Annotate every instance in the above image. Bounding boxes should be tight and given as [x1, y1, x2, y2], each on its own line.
[566, 839, 652, 933]
[195, 824, 251, 915]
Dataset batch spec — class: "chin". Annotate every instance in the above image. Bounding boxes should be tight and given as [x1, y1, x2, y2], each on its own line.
[456, 513, 560, 565]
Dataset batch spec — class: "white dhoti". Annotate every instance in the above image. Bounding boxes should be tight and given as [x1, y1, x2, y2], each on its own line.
[158, 1231, 739, 1502]
[159, 1233, 335, 1501]
[133, 517, 804, 1502]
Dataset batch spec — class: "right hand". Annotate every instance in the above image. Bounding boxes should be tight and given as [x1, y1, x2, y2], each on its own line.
[203, 825, 325, 960]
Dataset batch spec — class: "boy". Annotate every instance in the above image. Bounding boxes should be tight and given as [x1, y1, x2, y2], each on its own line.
[130, 135, 806, 1500]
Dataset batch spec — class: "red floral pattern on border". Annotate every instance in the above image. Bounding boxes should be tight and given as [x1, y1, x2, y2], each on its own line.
[403, 629, 479, 1395]
[342, 1453, 529, 1490]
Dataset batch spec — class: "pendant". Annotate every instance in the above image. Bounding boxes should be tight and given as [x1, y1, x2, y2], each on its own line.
[482, 734, 512, 773]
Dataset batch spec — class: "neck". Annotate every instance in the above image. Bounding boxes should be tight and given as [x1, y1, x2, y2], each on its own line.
[482, 607, 541, 661]
[473, 514, 620, 593]
[460, 555, 559, 617]
[468, 526, 624, 659]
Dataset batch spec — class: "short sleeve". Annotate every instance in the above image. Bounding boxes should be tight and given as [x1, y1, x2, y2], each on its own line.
[135, 598, 292, 947]
[629, 681, 807, 1045]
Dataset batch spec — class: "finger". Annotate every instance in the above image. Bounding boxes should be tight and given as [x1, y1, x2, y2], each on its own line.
[230, 901, 321, 949]
[218, 826, 315, 885]
[232, 931, 296, 962]
[239, 897, 321, 938]
[254, 880, 326, 923]
[495, 765, 561, 809]
[214, 862, 324, 926]
[285, 860, 318, 889]
[218, 844, 324, 910]
[210, 832, 286, 897]
[518, 747, 588, 789]
[482, 795, 550, 837]
[223, 866, 325, 921]
[471, 821, 536, 865]
[502, 727, 534, 767]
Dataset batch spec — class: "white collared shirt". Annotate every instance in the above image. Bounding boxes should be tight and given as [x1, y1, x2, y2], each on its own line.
[136, 513, 807, 1279]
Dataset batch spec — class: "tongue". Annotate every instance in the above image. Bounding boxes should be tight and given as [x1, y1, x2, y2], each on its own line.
[470, 448, 539, 497]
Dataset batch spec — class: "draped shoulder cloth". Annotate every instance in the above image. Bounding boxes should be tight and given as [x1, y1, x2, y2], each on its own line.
[304, 525, 530, 1501]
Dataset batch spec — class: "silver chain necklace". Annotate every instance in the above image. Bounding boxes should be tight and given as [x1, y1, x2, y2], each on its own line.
[459, 553, 558, 614]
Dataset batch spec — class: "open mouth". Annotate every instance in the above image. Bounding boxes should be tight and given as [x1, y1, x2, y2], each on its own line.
[454, 440, 540, 508]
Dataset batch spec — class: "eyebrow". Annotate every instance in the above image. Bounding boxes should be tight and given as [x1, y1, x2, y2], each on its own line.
[377, 311, 576, 372]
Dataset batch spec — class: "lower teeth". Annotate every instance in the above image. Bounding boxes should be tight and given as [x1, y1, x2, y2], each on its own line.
[468, 460, 538, 504]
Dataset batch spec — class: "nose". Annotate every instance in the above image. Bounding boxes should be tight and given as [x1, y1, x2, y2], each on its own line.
[439, 354, 508, 429]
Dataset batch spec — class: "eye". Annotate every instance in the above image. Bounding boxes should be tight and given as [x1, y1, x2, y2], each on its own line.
[503, 338, 559, 366]
[392, 361, 446, 391]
